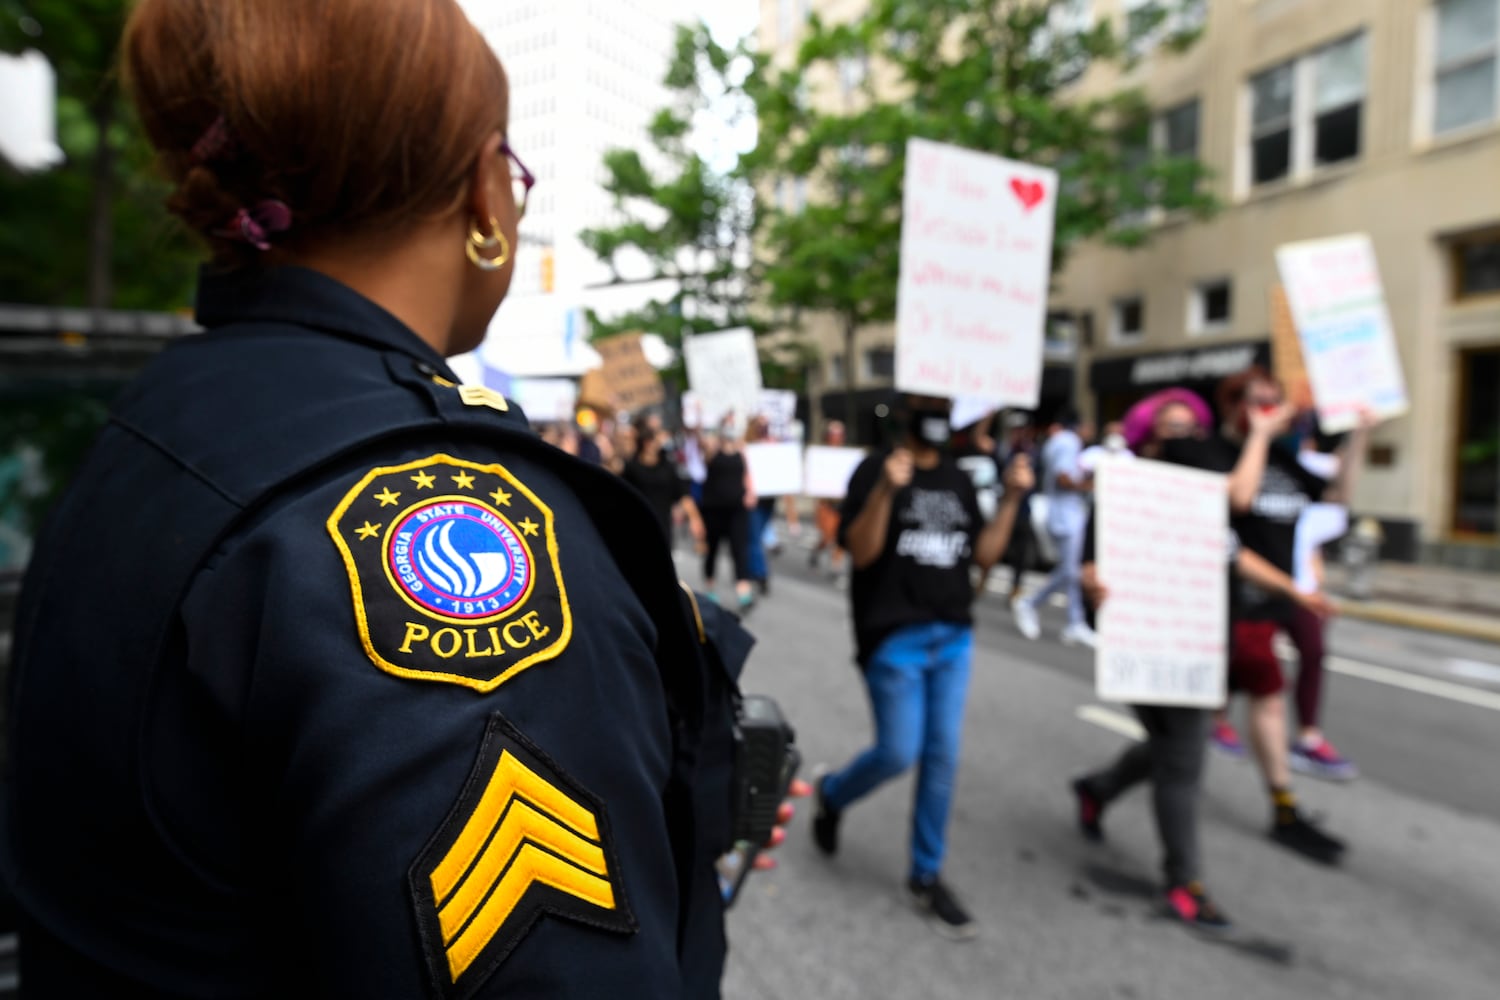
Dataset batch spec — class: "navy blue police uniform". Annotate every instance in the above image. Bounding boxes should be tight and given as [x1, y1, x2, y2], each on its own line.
[1, 266, 744, 998]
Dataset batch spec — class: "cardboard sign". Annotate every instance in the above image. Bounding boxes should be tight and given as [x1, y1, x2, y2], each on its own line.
[1095, 458, 1228, 708]
[744, 442, 805, 497]
[1275, 234, 1409, 433]
[683, 328, 763, 431]
[510, 377, 578, 422]
[804, 446, 868, 499]
[594, 332, 664, 412]
[1268, 283, 1313, 412]
[577, 369, 617, 412]
[895, 138, 1056, 408]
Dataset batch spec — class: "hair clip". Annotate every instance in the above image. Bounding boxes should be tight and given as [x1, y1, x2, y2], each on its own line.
[216, 200, 292, 251]
[191, 114, 237, 165]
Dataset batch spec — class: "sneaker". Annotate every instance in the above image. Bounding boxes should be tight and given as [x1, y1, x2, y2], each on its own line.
[1061, 622, 1098, 649]
[1270, 809, 1347, 866]
[906, 876, 977, 941]
[1071, 777, 1105, 842]
[1164, 882, 1233, 932]
[812, 777, 841, 856]
[1290, 738, 1359, 782]
[1209, 720, 1247, 758]
[736, 591, 756, 614]
[1013, 601, 1041, 640]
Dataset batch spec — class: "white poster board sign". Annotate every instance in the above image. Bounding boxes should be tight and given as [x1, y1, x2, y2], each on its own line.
[744, 442, 805, 497]
[804, 446, 868, 500]
[510, 377, 578, 422]
[1096, 458, 1228, 708]
[1275, 234, 1409, 433]
[757, 389, 799, 440]
[683, 328, 763, 431]
[895, 138, 1056, 408]
[949, 395, 997, 430]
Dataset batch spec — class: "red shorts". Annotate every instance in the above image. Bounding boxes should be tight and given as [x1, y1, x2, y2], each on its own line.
[1229, 621, 1285, 697]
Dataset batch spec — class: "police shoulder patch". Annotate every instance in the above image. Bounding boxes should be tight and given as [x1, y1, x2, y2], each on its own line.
[327, 454, 573, 692]
[410, 715, 636, 999]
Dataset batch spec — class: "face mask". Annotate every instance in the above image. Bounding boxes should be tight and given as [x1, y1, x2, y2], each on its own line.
[1104, 433, 1127, 453]
[911, 410, 952, 449]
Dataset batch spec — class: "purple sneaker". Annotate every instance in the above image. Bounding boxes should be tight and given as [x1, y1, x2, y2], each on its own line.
[1290, 738, 1359, 782]
[1210, 720, 1247, 758]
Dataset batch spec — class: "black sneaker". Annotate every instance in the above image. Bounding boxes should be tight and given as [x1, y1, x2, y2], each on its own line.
[1071, 777, 1105, 842]
[812, 777, 841, 856]
[1165, 882, 1233, 932]
[1270, 809, 1346, 865]
[907, 876, 977, 941]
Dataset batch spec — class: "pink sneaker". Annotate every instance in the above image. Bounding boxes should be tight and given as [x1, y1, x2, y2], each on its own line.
[1290, 737, 1359, 782]
[1210, 720, 1247, 758]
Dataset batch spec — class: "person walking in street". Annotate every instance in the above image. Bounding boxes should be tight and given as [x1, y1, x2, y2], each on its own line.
[1013, 410, 1095, 647]
[699, 422, 757, 610]
[812, 395, 1033, 940]
[621, 414, 705, 551]
[745, 415, 777, 597]
[1163, 367, 1371, 864]
[809, 421, 851, 584]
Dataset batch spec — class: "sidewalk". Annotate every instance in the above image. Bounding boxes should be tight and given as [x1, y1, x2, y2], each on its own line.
[1323, 561, 1500, 644]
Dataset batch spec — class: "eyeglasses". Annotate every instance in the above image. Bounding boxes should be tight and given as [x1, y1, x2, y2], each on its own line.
[501, 138, 535, 220]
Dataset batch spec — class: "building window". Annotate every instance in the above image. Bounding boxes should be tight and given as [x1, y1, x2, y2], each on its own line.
[1454, 230, 1500, 297]
[1188, 279, 1233, 334]
[1250, 62, 1295, 184]
[1434, 0, 1500, 134]
[1453, 348, 1500, 536]
[1312, 34, 1366, 165]
[1161, 99, 1200, 157]
[829, 353, 847, 387]
[1112, 297, 1145, 344]
[864, 348, 895, 380]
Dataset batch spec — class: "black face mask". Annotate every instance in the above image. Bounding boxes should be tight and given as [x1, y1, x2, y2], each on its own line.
[909, 408, 952, 449]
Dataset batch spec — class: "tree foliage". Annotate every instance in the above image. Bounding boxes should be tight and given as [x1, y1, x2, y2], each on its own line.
[1, 0, 198, 309]
[747, 0, 1217, 424]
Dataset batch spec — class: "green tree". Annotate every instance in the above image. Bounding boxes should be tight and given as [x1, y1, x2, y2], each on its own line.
[581, 22, 813, 392]
[1, 0, 198, 310]
[748, 0, 1216, 430]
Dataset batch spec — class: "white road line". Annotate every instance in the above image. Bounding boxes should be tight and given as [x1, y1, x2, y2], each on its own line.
[1445, 659, 1500, 685]
[1074, 705, 1146, 741]
[1328, 656, 1500, 713]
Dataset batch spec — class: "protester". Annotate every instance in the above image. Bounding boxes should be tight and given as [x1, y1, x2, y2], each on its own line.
[745, 415, 776, 597]
[809, 421, 850, 584]
[621, 414, 705, 550]
[1078, 420, 1131, 474]
[0, 3, 789, 994]
[1013, 409, 1095, 647]
[813, 395, 1033, 939]
[1162, 367, 1371, 863]
[1070, 391, 1336, 930]
[999, 417, 1040, 606]
[699, 421, 757, 610]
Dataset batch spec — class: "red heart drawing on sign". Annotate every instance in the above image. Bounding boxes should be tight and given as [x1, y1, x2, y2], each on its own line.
[1010, 177, 1046, 211]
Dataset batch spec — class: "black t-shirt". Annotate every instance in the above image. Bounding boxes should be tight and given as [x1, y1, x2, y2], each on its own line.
[622, 456, 686, 540]
[700, 451, 747, 511]
[838, 452, 983, 666]
[1163, 436, 1328, 621]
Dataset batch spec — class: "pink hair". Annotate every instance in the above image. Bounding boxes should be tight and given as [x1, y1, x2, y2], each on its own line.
[1122, 388, 1215, 453]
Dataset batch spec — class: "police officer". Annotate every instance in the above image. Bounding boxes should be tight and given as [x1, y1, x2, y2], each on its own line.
[1, 2, 762, 995]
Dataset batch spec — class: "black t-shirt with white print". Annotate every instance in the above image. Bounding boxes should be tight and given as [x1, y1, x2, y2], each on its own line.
[1163, 435, 1328, 621]
[838, 452, 983, 667]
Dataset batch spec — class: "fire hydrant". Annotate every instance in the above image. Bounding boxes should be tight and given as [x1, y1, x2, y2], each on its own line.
[1342, 516, 1384, 600]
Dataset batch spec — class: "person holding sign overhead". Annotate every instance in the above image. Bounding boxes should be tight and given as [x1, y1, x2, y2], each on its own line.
[812, 395, 1032, 939]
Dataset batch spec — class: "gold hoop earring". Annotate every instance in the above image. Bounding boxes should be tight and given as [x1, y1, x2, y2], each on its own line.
[465, 217, 510, 271]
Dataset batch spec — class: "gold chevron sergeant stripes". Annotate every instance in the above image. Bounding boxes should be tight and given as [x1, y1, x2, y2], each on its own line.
[427, 749, 618, 983]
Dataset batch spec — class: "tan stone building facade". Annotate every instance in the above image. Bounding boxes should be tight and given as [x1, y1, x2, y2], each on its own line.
[760, 0, 1500, 563]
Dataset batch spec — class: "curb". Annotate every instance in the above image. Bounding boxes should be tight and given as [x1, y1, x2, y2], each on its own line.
[1335, 600, 1500, 645]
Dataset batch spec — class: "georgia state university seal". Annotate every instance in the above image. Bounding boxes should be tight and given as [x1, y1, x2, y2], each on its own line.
[328, 454, 572, 691]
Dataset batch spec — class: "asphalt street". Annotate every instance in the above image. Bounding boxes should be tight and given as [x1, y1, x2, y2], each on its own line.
[687, 539, 1500, 1000]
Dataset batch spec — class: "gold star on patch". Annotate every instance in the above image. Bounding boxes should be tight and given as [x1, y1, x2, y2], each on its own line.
[490, 487, 513, 507]
[452, 471, 476, 490]
[374, 487, 402, 507]
[355, 521, 382, 541]
[519, 517, 540, 537]
[411, 470, 437, 490]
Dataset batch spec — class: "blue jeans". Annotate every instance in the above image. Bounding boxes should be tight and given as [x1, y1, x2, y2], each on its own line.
[746, 504, 771, 581]
[822, 622, 974, 881]
[1027, 524, 1086, 628]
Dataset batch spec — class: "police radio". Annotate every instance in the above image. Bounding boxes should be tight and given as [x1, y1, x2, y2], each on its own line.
[718, 695, 801, 906]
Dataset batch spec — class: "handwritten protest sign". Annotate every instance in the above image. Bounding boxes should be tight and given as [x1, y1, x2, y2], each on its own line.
[745, 442, 805, 497]
[895, 138, 1056, 408]
[1096, 458, 1228, 708]
[595, 332, 664, 412]
[1275, 234, 1409, 434]
[757, 389, 798, 440]
[804, 446, 867, 499]
[1268, 284, 1314, 412]
[683, 328, 763, 430]
[510, 377, 577, 422]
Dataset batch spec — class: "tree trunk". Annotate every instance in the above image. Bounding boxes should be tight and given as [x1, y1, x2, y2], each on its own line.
[87, 87, 117, 310]
[842, 312, 859, 442]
